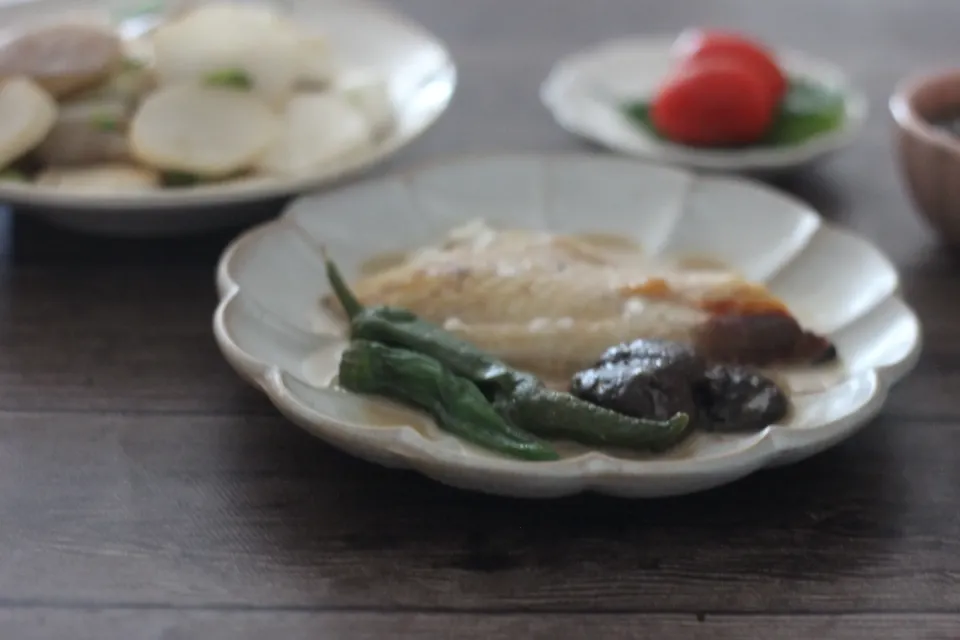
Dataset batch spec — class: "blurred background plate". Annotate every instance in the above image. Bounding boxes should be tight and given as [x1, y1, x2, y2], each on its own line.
[0, 0, 456, 236]
[541, 35, 867, 173]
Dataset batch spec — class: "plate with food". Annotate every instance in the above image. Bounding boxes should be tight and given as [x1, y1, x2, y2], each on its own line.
[214, 154, 920, 498]
[541, 29, 867, 172]
[0, 0, 455, 235]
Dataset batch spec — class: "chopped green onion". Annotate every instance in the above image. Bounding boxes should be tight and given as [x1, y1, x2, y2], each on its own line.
[121, 57, 146, 71]
[90, 112, 120, 132]
[204, 69, 253, 90]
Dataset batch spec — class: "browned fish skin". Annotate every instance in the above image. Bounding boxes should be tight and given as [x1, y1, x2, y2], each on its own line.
[693, 313, 836, 366]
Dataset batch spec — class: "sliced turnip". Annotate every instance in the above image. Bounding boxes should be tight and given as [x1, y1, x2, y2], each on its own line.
[333, 70, 394, 134]
[0, 23, 123, 98]
[295, 35, 338, 90]
[121, 36, 155, 69]
[95, 59, 157, 107]
[36, 163, 159, 192]
[0, 77, 58, 169]
[130, 84, 279, 177]
[34, 96, 130, 165]
[151, 3, 304, 104]
[257, 92, 371, 177]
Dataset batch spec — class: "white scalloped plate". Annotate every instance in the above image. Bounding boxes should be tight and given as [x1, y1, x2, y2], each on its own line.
[540, 36, 868, 172]
[0, 0, 455, 236]
[213, 154, 920, 498]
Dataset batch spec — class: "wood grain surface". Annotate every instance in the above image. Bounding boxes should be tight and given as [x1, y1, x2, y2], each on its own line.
[1, 0, 958, 638]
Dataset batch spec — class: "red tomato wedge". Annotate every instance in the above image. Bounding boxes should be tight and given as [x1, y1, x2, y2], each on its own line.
[650, 58, 775, 147]
[672, 28, 787, 105]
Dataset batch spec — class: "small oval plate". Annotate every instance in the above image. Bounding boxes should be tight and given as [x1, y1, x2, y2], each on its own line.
[541, 35, 868, 172]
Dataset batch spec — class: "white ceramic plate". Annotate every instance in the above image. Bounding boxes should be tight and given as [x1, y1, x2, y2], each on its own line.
[0, 0, 455, 236]
[541, 35, 868, 172]
[213, 154, 920, 498]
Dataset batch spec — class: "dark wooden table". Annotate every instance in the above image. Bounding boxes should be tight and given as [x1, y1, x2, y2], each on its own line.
[3, 0, 960, 638]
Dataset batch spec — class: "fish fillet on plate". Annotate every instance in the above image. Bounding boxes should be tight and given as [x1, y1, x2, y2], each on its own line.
[323, 219, 835, 380]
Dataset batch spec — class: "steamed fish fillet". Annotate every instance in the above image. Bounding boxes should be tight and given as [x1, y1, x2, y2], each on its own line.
[325, 221, 832, 378]
[340, 224, 765, 325]
[340, 257, 719, 379]
[347, 251, 757, 325]
[443, 303, 706, 381]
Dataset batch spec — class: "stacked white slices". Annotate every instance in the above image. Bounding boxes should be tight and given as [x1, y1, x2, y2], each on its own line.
[0, 77, 59, 169]
[0, 1, 396, 192]
[132, 2, 385, 182]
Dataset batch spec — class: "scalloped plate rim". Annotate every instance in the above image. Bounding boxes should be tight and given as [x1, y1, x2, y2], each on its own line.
[212, 152, 921, 498]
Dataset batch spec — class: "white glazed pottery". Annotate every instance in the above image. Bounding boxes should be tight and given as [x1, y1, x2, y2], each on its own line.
[213, 154, 920, 498]
[0, 0, 455, 236]
[541, 35, 868, 172]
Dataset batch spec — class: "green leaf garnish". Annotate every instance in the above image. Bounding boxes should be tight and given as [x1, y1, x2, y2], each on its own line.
[621, 78, 847, 149]
[121, 57, 146, 71]
[764, 78, 846, 145]
[204, 69, 253, 90]
[622, 102, 656, 133]
[161, 171, 201, 188]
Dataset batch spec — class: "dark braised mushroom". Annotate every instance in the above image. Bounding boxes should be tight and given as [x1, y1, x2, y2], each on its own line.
[570, 339, 705, 422]
[571, 338, 792, 434]
[695, 364, 789, 432]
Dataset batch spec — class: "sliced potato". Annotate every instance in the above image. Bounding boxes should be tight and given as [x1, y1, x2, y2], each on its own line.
[130, 84, 279, 176]
[0, 77, 57, 169]
[257, 93, 371, 177]
[0, 23, 123, 98]
[36, 163, 159, 192]
[152, 3, 304, 104]
[34, 96, 130, 165]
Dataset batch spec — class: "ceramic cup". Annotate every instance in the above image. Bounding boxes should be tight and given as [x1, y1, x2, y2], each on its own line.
[891, 69, 960, 244]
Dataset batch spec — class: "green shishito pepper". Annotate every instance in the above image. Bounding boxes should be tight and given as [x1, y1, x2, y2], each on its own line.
[622, 77, 846, 148]
[323, 251, 692, 454]
[324, 247, 516, 391]
[495, 375, 690, 452]
[339, 340, 559, 461]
